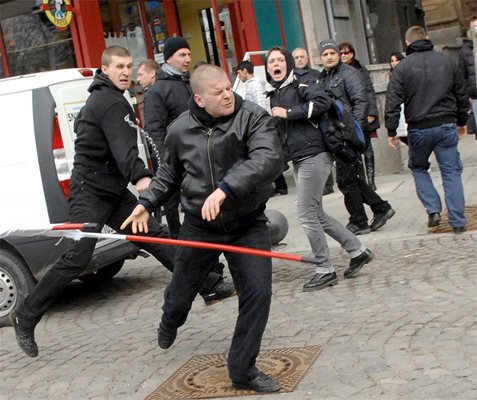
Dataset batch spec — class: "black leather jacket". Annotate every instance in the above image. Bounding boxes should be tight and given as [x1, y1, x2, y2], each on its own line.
[139, 96, 283, 230]
[318, 61, 368, 124]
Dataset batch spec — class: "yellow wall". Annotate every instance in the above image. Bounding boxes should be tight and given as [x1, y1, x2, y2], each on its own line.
[176, 1, 211, 69]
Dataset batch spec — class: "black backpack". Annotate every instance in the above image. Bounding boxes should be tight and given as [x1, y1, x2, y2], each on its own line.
[319, 99, 366, 163]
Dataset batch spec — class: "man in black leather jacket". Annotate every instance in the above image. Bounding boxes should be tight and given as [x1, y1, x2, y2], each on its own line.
[122, 64, 284, 393]
[318, 40, 395, 235]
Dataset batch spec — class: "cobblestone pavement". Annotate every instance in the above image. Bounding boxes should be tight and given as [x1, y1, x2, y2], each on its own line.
[1, 135, 476, 399]
[1, 233, 476, 400]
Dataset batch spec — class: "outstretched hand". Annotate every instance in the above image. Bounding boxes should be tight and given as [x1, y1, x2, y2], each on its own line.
[201, 188, 227, 221]
[120, 204, 150, 234]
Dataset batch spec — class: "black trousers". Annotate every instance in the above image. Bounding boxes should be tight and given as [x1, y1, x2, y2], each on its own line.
[17, 180, 221, 328]
[161, 214, 272, 382]
[336, 159, 390, 226]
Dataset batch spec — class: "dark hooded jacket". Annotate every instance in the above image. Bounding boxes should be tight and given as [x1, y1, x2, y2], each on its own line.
[72, 70, 152, 196]
[144, 67, 193, 152]
[458, 39, 476, 98]
[267, 49, 332, 163]
[385, 39, 469, 135]
[138, 94, 283, 231]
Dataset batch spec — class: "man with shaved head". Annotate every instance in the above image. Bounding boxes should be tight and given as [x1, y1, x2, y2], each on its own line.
[122, 64, 284, 393]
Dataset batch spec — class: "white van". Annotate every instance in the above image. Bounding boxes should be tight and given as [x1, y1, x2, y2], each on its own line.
[0, 69, 145, 327]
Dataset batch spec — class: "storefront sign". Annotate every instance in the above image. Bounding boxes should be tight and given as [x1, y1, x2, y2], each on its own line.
[41, 0, 73, 31]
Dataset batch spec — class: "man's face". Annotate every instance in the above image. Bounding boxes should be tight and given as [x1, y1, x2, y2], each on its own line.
[320, 49, 340, 70]
[294, 50, 308, 68]
[101, 55, 133, 91]
[195, 73, 235, 118]
[236, 68, 248, 83]
[137, 65, 156, 89]
[267, 50, 287, 82]
[167, 48, 191, 73]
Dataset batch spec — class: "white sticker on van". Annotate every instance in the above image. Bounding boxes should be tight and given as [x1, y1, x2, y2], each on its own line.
[64, 102, 85, 134]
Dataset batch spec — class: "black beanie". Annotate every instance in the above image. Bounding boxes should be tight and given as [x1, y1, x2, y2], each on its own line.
[164, 37, 190, 61]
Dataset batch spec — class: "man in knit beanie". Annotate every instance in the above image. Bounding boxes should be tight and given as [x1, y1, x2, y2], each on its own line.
[144, 37, 236, 304]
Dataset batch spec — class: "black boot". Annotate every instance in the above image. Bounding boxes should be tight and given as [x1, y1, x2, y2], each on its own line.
[10, 311, 38, 357]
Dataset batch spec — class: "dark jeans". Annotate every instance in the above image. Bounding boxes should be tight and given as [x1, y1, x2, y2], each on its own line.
[161, 214, 272, 382]
[17, 180, 221, 328]
[336, 159, 390, 226]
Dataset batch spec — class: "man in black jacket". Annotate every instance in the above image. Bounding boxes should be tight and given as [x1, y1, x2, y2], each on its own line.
[318, 40, 395, 235]
[144, 37, 191, 239]
[385, 26, 469, 233]
[10, 47, 232, 359]
[122, 64, 283, 393]
[458, 16, 477, 136]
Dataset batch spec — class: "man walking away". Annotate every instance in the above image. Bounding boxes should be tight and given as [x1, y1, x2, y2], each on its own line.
[385, 26, 469, 233]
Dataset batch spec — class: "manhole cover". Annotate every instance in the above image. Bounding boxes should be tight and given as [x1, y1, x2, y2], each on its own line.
[428, 205, 477, 234]
[145, 346, 322, 399]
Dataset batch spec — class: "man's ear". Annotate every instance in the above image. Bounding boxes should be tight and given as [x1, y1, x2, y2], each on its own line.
[101, 65, 108, 74]
[194, 93, 205, 108]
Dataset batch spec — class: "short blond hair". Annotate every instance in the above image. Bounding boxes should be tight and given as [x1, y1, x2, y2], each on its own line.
[405, 26, 427, 44]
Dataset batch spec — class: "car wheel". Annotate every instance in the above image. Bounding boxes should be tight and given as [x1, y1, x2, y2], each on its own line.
[79, 260, 125, 284]
[0, 250, 37, 328]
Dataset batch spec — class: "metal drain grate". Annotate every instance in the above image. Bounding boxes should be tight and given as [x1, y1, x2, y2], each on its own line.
[145, 346, 322, 399]
[428, 205, 477, 234]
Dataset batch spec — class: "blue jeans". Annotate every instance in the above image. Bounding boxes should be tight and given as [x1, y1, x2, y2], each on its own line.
[293, 152, 364, 274]
[408, 123, 466, 228]
[161, 213, 272, 382]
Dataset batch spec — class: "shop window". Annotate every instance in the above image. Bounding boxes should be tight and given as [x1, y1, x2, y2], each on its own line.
[143, 0, 168, 63]
[0, 11, 75, 76]
[101, 0, 148, 73]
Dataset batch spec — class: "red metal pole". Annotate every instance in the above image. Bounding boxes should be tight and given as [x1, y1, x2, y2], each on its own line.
[211, 0, 230, 76]
[137, 0, 155, 59]
[0, 24, 11, 77]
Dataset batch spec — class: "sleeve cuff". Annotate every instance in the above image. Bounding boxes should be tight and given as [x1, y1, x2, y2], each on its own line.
[218, 181, 235, 199]
[387, 130, 397, 137]
[138, 198, 155, 214]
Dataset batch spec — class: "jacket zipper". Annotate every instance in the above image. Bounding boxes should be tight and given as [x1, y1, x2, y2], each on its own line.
[206, 127, 227, 231]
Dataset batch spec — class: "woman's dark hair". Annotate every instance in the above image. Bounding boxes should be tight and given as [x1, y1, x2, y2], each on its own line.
[339, 42, 355, 54]
[389, 52, 405, 71]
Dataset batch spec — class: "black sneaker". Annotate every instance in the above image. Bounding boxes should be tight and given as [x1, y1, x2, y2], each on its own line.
[428, 212, 441, 227]
[453, 226, 466, 234]
[370, 208, 396, 231]
[202, 279, 236, 306]
[232, 371, 281, 393]
[346, 222, 371, 235]
[344, 249, 374, 278]
[10, 311, 38, 357]
[157, 323, 177, 349]
[303, 272, 338, 291]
